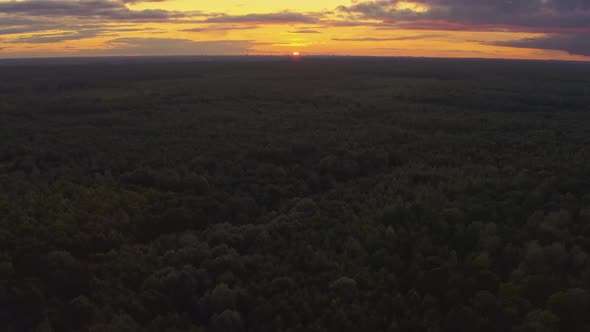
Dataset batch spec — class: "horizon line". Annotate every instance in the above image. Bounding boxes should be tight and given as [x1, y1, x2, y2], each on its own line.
[1, 54, 589, 65]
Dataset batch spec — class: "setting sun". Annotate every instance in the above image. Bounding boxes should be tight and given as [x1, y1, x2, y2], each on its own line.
[292, 51, 301, 57]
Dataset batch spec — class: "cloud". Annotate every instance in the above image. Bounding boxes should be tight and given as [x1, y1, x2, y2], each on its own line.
[332, 34, 441, 41]
[11, 30, 102, 43]
[337, 0, 590, 32]
[95, 37, 256, 56]
[121, 0, 167, 2]
[490, 33, 590, 56]
[8, 27, 155, 43]
[0, 0, 189, 21]
[289, 29, 321, 34]
[181, 25, 259, 33]
[333, 0, 590, 56]
[0, 16, 35, 26]
[2, 36, 257, 58]
[0, 24, 56, 36]
[205, 12, 319, 24]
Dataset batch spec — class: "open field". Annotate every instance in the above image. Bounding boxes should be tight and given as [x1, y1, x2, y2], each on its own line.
[1, 57, 590, 332]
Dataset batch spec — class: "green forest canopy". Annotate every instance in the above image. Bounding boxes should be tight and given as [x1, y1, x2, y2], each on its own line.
[1, 58, 590, 331]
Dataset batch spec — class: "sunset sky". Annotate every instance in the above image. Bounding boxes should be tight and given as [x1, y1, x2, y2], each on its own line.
[1, 0, 589, 60]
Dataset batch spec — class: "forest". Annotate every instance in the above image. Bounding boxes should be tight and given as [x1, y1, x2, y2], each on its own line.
[1, 57, 590, 331]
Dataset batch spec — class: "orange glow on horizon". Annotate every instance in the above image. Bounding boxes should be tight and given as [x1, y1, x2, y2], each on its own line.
[0, 0, 588, 62]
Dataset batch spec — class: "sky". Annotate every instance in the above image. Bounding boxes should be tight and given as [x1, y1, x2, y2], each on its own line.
[1, 0, 589, 60]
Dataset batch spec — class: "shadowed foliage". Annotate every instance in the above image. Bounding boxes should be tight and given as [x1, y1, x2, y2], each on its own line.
[1, 57, 590, 331]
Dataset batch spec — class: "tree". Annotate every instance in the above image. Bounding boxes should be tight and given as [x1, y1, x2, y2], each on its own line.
[209, 283, 237, 314]
[443, 305, 483, 332]
[547, 288, 590, 332]
[330, 277, 358, 302]
[210, 310, 243, 332]
[520, 310, 559, 332]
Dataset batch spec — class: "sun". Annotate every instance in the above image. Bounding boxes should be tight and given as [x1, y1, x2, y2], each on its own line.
[291, 51, 303, 61]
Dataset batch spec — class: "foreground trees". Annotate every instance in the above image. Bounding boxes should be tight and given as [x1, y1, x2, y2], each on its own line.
[1, 58, 590, 331]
